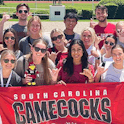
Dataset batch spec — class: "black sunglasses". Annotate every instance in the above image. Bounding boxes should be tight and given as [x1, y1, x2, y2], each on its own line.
[18, 10, 28, 14]
[34, 47, 47, 53]
[105, 41, 115, 46]
[4, 36, 15, 40]
[51, 34, 63, 41]
[3, 59, 15, 64]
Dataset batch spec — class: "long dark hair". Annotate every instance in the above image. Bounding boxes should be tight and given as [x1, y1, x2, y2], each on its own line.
[63, 39, 88, 76]
[3, 28, 19, 51]
[26, 38, 50, 85]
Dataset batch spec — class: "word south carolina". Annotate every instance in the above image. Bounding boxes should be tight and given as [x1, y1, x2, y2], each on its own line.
[13, 89, 108, 100]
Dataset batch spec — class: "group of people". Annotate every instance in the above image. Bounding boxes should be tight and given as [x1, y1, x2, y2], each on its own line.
[0, 3, 124, 87]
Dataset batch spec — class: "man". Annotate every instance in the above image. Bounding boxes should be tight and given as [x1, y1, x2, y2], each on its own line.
[90, 5, 116, 49]
[0, 3, 30, 43]
[63, 12, 80, 44]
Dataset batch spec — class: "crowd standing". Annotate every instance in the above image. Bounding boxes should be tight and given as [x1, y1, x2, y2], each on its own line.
[0, 3, 124, 87]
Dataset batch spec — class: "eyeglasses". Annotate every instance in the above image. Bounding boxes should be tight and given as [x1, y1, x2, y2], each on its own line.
[34, 47, 47, 53]
[105, 41, 115, 46]
[18, 10, 28, 14]
[4, 36, 15, 40]
[3, 59, 15, 64]
[51, 34, 63, 41]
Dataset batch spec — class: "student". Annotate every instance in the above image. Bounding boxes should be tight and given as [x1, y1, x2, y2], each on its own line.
[2, 28, 23, 59]
[19, 16, 52, 55]
[0, 3, 30, 42]
[116, 21, 124, 48]
[101, 34, 117, 63]
[81, 27, 100, 68]
[95, 44, 124, 82]
[15, 39, 57, 86]
[48, 28, 68, 65]
[90, 5, 116, 49]
[0, 50, 22, 87]
[57, 39, 94, 84]
[63, 12, 80, 45]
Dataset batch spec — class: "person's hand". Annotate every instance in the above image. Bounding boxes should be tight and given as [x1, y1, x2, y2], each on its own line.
[47, 51, 61, 63]
[80, 68, 94, 81]
[48, 67, 62, 83]
[64, 39, 71, 46]
[91, 49, 100, 58]
[90, 18, 96, 28]
[57, 80, 66, 85]
[24, 74, 32, 84]
[2, 13, 12, 23]
[96, 64, 108, 75]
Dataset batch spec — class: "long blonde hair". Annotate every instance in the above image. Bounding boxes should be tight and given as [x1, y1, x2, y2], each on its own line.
[27, 16, 42, 36]
[26, 39, 50, 84]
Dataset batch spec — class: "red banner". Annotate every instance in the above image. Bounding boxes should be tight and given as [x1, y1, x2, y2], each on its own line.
[0, 82, 124, 124]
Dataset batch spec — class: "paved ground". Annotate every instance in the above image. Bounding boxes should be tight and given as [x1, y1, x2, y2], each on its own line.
[3, 21, 117, 37]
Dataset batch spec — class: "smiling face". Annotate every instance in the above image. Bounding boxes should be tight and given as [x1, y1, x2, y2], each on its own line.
[104, 37, 115, 52]
[51, 32, 64, 47]
[4, 31, 15, 49]
[1, 53, 16, 71]
[71, 44, 83, 62]
[16, 6, 29, 21]
[64, 18, 77, 30]
[112, 47, 124, 65]
[116, 23, 124, 37]
[81, 30, 93, 48]
[31, 42, 47, 60]
[29, 20, 41, 35]
[95, 9, 108, 22]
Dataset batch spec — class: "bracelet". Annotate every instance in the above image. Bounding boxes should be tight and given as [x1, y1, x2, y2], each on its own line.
[95, 56, 100, 60]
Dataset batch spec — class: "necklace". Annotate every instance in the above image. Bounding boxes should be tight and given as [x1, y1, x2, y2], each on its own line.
[0, 69, 12, 87]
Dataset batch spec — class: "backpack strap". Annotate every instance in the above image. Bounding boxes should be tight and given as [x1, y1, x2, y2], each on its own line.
[23, 56, 25, 77]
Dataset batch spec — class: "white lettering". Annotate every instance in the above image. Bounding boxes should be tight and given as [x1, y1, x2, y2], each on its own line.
[76, 91, 80, 96]
[61, 91, 65, 97]
[21, 94, 26, 100]
[43, 93, 48, 98]
[54, 92, 58, 98]
[14, 94, 18, 100]
[95, 90, 100, 96]
[103, 89, 107, 95]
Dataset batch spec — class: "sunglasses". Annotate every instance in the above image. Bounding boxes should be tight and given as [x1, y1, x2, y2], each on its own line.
[51, 34, 63, 41]
[117, 29, 121, 33]
[3, 59, 15, 64]
[34, 47, 47, 53]
[105, 41, 115, 46]
[18, 10, 28, 14]
[4, 36, 15, 40]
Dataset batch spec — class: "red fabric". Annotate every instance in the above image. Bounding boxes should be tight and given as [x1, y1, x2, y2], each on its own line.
[57, 61, 94, 83]
[94, 23, 116, 49]
[0, 83, 124, 124]
[48, 47, 68, 63]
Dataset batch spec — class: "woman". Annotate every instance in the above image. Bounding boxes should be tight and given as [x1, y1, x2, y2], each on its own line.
[0, 50, 22, 87]
[81, 27, 100, 68]
[19, 16, 52, 55]
[48, 28, 68, 65]
[3, 28, 23, 59]
[15, 39, 57, 86]
[57, 39, 94, 84]
[101, 34, 117, 63]
[95, 44, 124, 82]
